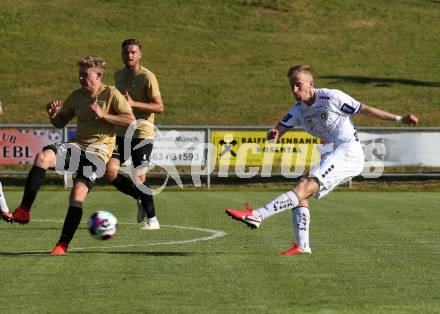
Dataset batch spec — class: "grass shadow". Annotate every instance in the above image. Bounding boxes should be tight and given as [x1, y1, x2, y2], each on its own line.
[84, 251, 193, 256]
[320, 75, 439, 87]
[0, 252, 48, 256]
[0, 251, 194, 256]
[4, 227, 62, 231]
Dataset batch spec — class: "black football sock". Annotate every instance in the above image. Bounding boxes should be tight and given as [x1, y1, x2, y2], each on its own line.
[59, 205, 83, 244]
[21, 165, 47, 209]
[111, 174, 139, 200]
[139, 184, 156, 219]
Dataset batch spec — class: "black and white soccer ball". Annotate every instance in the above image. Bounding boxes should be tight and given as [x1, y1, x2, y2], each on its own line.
[87, 211, 118, 240]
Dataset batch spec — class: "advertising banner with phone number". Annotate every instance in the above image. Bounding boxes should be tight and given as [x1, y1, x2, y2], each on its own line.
[67, 129, 206, 166]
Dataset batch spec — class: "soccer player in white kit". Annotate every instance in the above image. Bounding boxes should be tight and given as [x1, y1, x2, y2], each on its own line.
[226, 64, 419, 255]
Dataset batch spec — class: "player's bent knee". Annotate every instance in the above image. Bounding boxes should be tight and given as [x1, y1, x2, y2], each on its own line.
[293, 177, 319, 201]
[308, 176, 320, 188]
[105, 160, 120, 182]
[34, 150, 55, 169]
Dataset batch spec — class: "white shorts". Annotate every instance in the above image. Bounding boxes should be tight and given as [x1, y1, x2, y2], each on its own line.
[309, 141, 364, 199]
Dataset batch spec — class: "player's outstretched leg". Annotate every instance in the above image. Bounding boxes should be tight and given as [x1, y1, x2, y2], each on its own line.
[13, 148, 58, 224]
[226, 191, 300, 229]
[13, 165, 46, 224]
[13, 164, 48, 224]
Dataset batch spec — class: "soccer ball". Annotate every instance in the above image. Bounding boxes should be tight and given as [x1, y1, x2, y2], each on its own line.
[87, 211, 118, 240]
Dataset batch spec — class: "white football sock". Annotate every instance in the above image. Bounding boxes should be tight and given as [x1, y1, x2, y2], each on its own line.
[293, 206, 311, 251]
[0, 181, 9, 213]
[253, 191, 299, 220]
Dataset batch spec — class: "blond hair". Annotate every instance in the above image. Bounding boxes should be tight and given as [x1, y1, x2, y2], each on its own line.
[76, 55, 107, 74]
[287, 64, 313, 84]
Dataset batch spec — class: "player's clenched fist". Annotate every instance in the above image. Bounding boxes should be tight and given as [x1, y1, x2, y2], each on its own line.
[267, 128, 280, 143]
[402, 114, 418, 126]
[46, 100, 61, 118]
[89, 98, 105, 119]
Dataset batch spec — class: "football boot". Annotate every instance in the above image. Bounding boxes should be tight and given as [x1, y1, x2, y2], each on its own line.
[280, 242, 311, 256]
[2, 211, 13, 223]
[50, 242, 68, 255]
[225, 203, 261, 229]
[12, 205, 30, 224]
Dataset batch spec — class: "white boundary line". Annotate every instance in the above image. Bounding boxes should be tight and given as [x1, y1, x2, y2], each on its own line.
[9, 219, 227, 254]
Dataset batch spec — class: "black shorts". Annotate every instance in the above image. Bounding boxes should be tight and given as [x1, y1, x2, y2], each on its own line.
[111, 136, 153, 168]
[43, 142, 105, 189]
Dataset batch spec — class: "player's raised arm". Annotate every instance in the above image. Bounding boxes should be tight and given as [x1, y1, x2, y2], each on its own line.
[359, 104, 419, 126]
[46, 100, 70, 128]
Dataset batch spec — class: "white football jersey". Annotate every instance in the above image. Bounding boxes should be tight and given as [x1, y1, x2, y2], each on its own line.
[279, 88, 362, 146]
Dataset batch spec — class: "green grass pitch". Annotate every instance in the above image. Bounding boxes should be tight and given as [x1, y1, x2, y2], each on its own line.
[1, 190, 440, 313]
[0, 0, 439, 126]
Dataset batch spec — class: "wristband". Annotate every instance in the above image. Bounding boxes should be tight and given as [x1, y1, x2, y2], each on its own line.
[394, 115, 402, 122]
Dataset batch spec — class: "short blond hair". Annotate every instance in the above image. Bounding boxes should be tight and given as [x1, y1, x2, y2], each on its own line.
[287, 64, 313, 84]
[76, 55, 107, 74]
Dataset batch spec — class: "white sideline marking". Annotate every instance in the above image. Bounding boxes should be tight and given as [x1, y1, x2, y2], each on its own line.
[10, 219, 227, 254]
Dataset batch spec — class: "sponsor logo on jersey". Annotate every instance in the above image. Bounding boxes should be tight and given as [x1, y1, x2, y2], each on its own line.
[320, 112, 328, 120]
[341, 103, 356, 114]
[319, 96, 330, 100]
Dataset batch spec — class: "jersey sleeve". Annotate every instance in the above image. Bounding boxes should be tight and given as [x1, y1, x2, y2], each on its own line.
[146, 72, 161, 98]
[279, 104, 299, 128]
[58, 93, 76, 122]
[333, 90, 362, 115]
